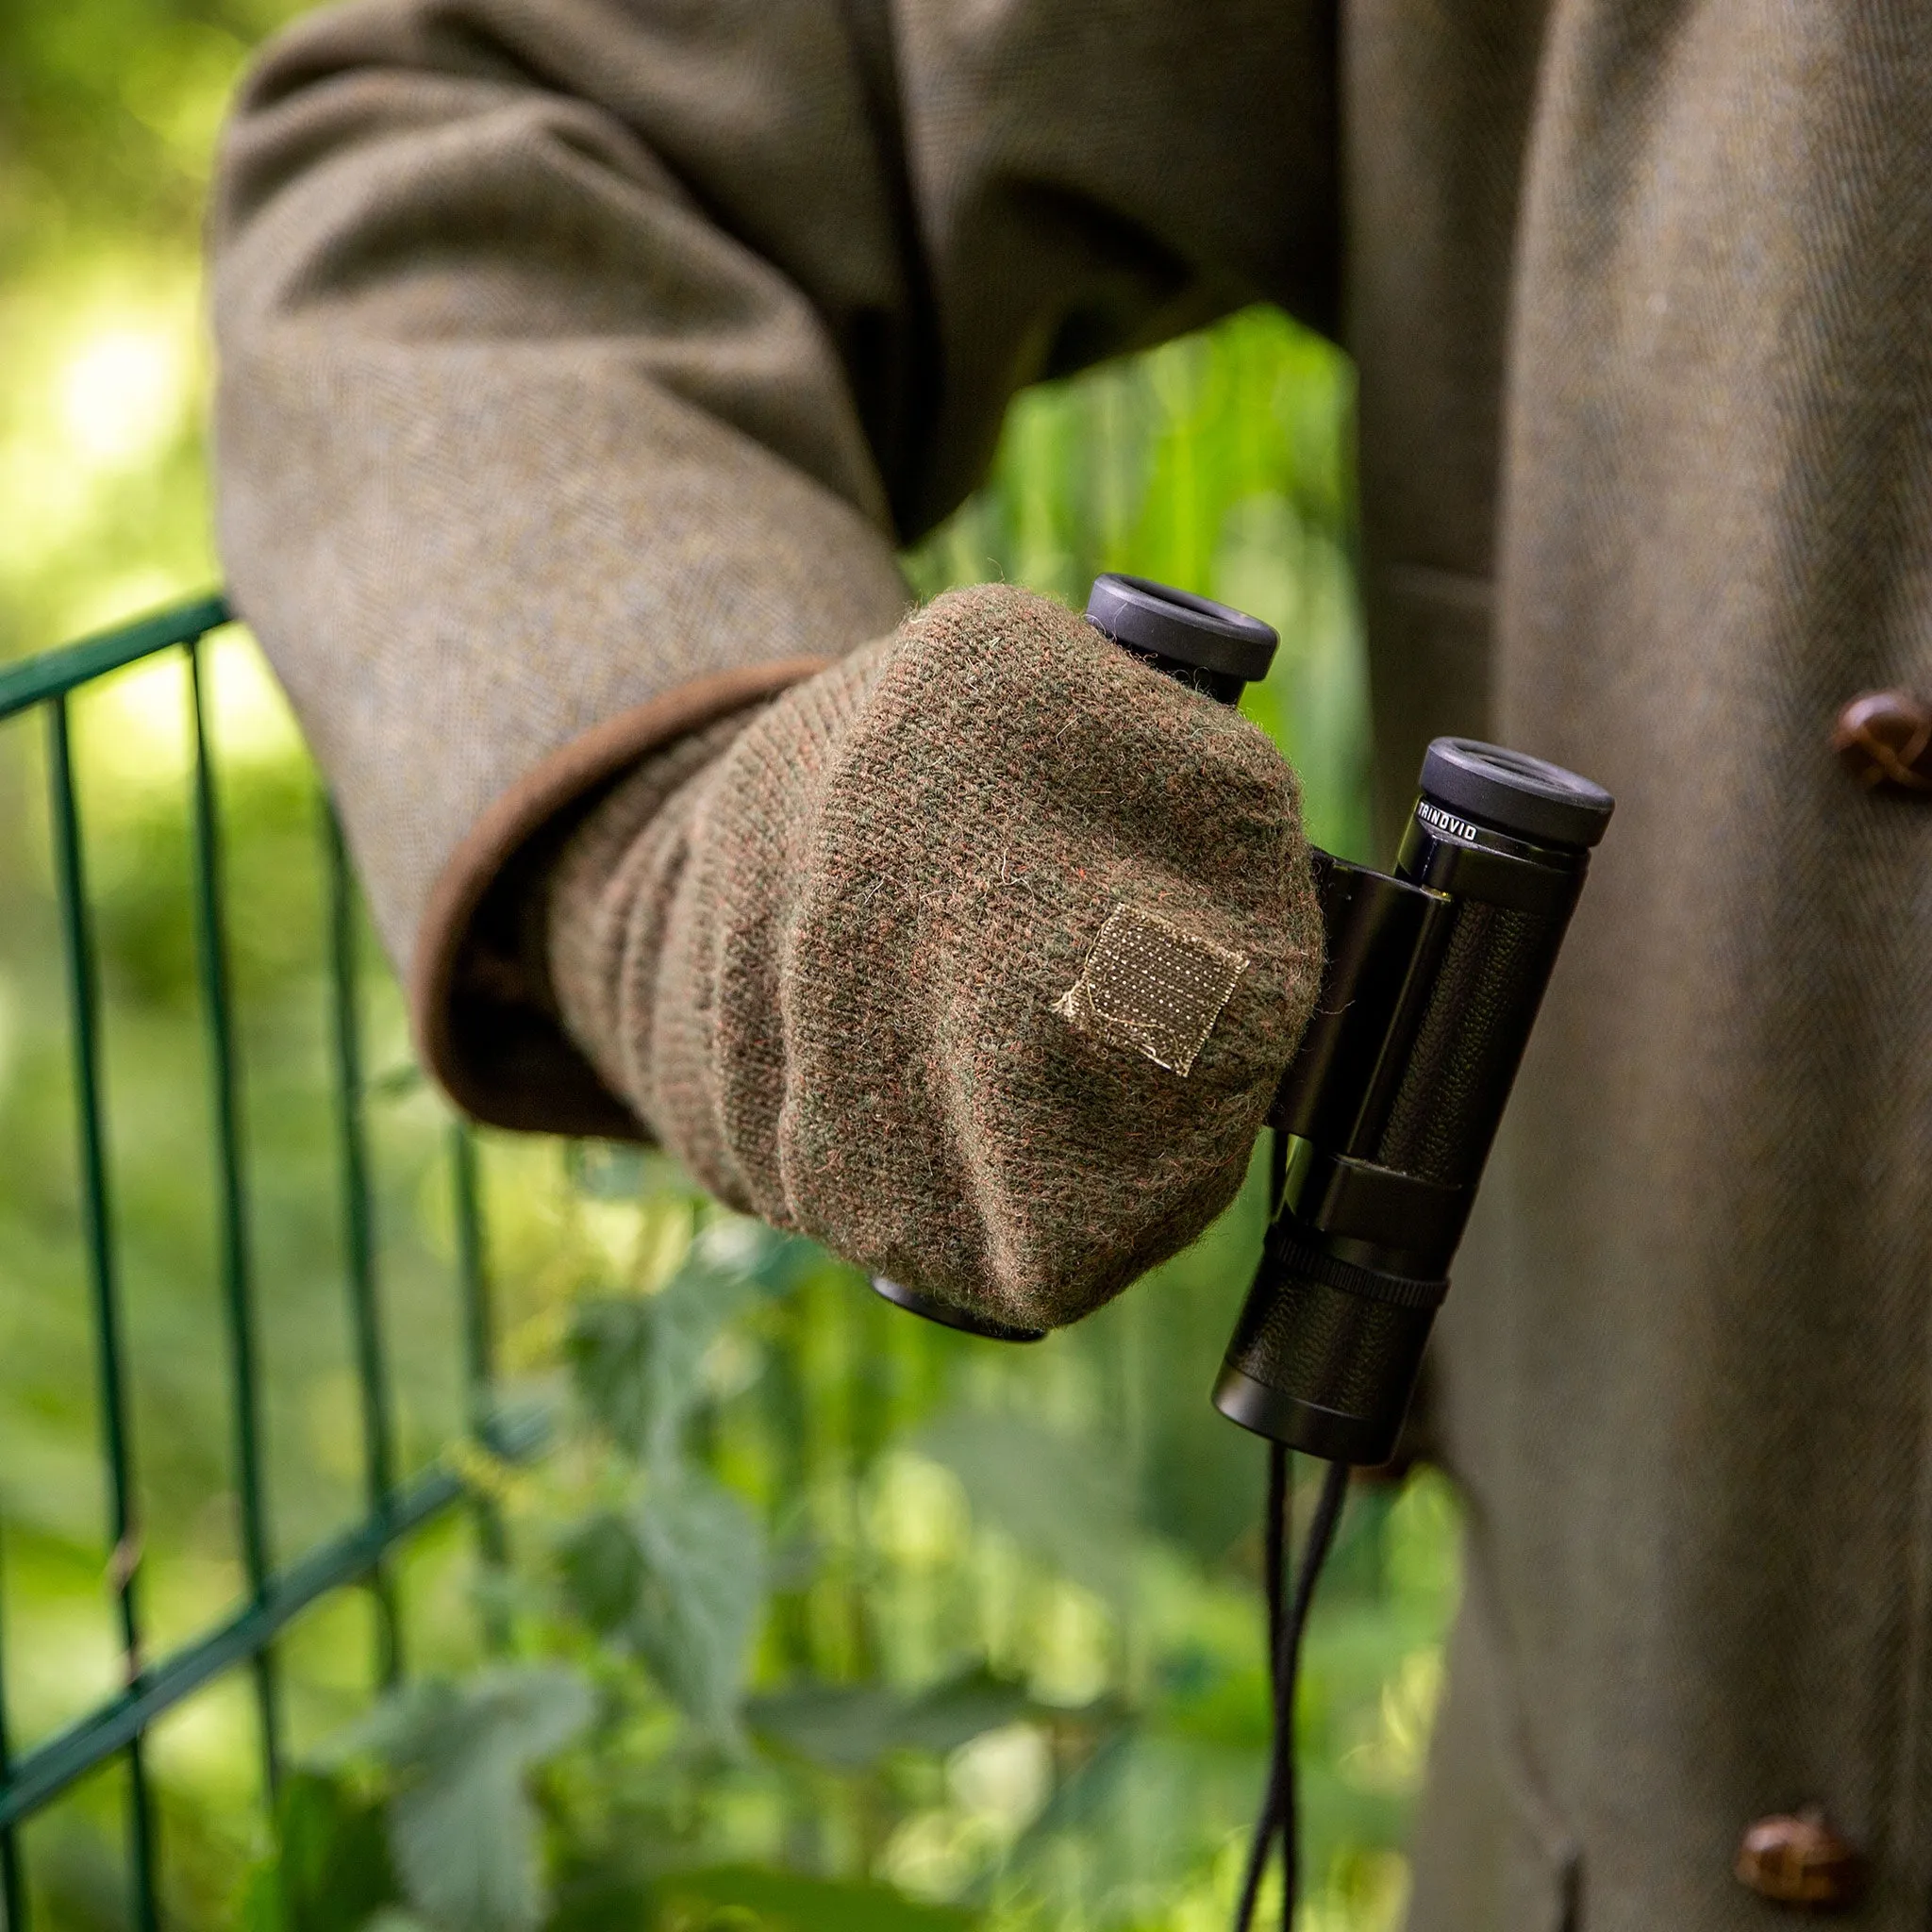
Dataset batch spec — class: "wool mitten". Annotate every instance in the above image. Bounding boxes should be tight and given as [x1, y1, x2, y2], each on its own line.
[546, 585, 1324, 1332]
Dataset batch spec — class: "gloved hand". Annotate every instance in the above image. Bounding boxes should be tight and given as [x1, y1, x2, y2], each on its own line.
[546, 584, 1324, 1331]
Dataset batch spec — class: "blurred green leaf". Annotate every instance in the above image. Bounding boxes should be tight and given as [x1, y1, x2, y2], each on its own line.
[641, 1865, 976, 1931]
[625, 1473, 766, 1736]
[568, 1225, 814, 1468]
[567, 1296, 676, 1466]
[746, 1681, 905, 1772]
[1015, 1724, 1137, 1846]
[895, 1665, 1039, 1757]
[914, 1407, 1134, 1599]
[560, 1474, 768, 1735]
[564, 1140, 657, 1200]
[240, 1769, 401, 1932]
[558, 1508, 646, 1638]
[342, 1667, 594, 1932]
[747, 1664, 1033, 1774]
[689, 1216, 826, 1298]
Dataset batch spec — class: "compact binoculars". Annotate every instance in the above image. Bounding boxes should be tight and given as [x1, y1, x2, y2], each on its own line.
[874, 575, 1612, 1467]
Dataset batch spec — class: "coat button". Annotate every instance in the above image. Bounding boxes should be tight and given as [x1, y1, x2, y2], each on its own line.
[1833, 690, 1932, 791]
[1734, 1810, 1866, 1910]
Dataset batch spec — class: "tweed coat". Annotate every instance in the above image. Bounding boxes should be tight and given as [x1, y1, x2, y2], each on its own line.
[210, 0, 1932, 1924]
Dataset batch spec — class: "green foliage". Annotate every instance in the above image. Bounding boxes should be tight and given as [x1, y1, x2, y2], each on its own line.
[0, 0, 313, 653]
[554, 1235, 808, 1731]
[241, 1670, 594, 1932]
[565, 1231, 813, 1473]
[238, 1771, 398, 1932]
[355, 1669, 594, 1932]
[634, 1865, 977, 1932]
[548, 1860, 980, 1932]
[750, 1667, 1060, 1775]
[575, 1474, 766, 1737]
[913, 1409, 1135, 1604]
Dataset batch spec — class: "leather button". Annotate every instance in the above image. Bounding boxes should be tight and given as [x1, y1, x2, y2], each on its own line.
[1734, 1809, 1866, 1911]
[1833, 690, 1932, 791]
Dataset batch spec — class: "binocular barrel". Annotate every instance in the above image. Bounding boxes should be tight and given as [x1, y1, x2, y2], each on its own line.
[871, 575, 1612, 1471]
[1219, 760, 1607, 1460]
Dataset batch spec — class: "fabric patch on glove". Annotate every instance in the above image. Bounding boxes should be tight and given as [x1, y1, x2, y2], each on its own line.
[1054, 903, 1248, 1076]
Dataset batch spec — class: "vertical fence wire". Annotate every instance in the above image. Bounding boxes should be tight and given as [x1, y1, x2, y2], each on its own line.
[185, 641, 282, 1802]
[449, 1124, 509, 1641]
[45, 694, 161, 1932]
[449, 1126, 494, 1441]
[321, 802, 403, 1687]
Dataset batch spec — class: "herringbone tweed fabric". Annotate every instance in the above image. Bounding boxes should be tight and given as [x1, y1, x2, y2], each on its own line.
[546, 584, 1323, 1329]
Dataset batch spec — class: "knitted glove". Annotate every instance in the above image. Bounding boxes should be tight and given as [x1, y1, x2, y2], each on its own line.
[547, 585, 1324, 1331]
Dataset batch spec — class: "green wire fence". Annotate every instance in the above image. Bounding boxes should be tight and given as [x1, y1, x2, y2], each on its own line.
[0, 595, 523, 1931]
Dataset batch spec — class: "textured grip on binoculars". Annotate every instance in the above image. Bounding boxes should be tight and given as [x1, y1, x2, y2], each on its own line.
[1369, 898, 1568, 1187]
[1215, 1223, 1449, 1465]
[1218, 1275, 1436, 1468]
[1217, 897, 1574, 1464]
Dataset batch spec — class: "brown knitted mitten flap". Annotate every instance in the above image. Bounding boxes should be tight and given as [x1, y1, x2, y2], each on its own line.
[551, 584, 1324, 1331]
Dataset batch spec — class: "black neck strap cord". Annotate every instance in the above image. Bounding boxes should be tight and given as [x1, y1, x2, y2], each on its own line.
[1233, 1139, 1352, 1932]
[1234, 1451, 1349, 1932]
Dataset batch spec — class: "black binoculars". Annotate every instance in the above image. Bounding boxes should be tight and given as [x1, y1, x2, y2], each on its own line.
[874, 575, 1612, 1468]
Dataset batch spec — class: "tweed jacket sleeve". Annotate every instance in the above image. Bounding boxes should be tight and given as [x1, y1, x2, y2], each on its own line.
[209, 0, 1337, 1130]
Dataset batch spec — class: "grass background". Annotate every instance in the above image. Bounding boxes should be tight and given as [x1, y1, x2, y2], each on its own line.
[0, 7, 1460, 1927]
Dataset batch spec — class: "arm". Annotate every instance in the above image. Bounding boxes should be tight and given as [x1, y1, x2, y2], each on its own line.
[210, 0, 1335, 1129]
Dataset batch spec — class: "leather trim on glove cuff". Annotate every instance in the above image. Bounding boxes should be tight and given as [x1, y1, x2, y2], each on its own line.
[410, 657, 830, 1137]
